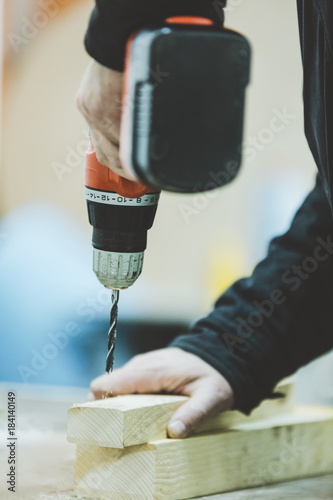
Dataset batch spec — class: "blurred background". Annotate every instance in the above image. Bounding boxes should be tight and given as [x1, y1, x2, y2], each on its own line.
[0, 0, 332, 403]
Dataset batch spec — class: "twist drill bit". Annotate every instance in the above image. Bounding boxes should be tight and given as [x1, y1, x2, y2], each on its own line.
[106, 290, 119, 373]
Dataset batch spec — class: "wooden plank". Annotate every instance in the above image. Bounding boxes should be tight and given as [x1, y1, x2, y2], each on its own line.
[68, 394, 188, 448]
[195, 473, 333, 499]
[67, 379, 293, 448]
[74, 407, 333, 500]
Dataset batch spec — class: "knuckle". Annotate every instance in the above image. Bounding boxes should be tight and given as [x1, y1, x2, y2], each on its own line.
[183, 404, 208, 426]
[76, 93, 106, 122]
[126, 353, 144, 366]
[75, 92, 90, 116]
[90, 100, 110, 121]
[90, 380, 101, 394]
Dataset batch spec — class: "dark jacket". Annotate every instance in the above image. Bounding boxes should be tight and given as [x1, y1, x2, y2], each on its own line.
[85, 1, 333, 413]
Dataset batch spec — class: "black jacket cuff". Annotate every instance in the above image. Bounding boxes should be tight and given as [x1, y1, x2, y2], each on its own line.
[85, 0, 225, 71]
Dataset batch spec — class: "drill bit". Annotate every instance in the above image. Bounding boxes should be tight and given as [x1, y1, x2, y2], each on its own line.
[105, 289, 119, 373]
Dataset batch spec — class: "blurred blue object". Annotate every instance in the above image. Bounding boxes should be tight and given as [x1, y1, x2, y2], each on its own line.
[0, 202, 113, 386]
[0, 202, 183, 387]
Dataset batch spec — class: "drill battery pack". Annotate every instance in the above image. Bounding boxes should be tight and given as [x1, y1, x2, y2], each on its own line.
[120, 17, 251, 193]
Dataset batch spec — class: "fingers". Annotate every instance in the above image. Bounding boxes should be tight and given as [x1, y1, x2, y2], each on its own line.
[90, 128, 125, 176]
[90, 365, 162, 400]
[167, 379, 234, 439]
[76, 59, 133, 178]
[89, 351, 172, 400]
[90, 369, 138, 399]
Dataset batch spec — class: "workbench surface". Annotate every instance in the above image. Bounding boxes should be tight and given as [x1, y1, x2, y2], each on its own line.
[1, 384, 332, 499]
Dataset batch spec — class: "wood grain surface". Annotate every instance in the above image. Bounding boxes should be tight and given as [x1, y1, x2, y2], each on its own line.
[68, 379, 293, 448]
[74, 407, 333, 499]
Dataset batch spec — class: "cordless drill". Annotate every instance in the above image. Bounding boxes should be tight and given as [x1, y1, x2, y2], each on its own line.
[85, 16, 251, 372]
[85, 141, 160, 371]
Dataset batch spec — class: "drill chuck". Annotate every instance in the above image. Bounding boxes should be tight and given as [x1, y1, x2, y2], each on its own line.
[85, 176, 159, 290]
[92, 249, 144, 289]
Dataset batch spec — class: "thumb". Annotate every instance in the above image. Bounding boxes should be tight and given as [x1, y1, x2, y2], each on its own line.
[167, 384, 232, 439]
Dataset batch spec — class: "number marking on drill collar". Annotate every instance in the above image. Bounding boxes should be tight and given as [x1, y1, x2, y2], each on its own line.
[85, 188, 160, 206]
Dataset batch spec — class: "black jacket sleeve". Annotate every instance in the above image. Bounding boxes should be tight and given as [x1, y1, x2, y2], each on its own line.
[297, 0, 333, 210]
[84, 0, 225, 71]
[170, 177, 333, 413]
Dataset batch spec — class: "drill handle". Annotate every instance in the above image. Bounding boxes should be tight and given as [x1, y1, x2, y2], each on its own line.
[85, 137, 158, 198]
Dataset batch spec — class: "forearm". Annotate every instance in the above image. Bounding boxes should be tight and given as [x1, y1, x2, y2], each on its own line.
[85, 0, 226, 70]
[171, 177, 333, 413]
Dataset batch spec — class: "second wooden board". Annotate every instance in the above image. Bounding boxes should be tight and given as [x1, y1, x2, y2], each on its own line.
[74, 406, 333, 499]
